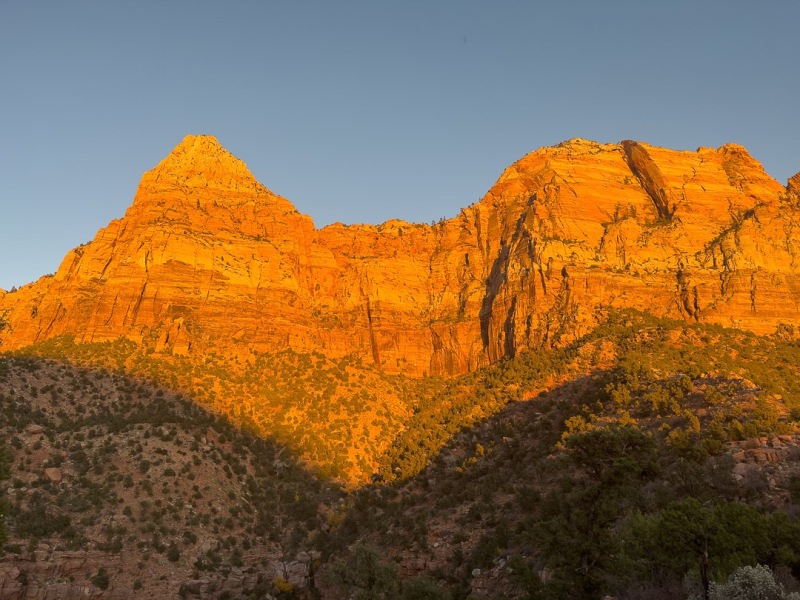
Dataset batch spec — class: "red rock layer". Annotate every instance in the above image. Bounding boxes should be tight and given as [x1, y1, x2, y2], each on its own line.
[1, 136, 798, 375]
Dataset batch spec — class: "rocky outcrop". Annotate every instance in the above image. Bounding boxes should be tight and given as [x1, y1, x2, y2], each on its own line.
[728, 435, 800, 508]
[0, 551, 122, 600]
[730, 435, 800, 466]
[0, 550, 314, 599]
[0, 136, 798, 375]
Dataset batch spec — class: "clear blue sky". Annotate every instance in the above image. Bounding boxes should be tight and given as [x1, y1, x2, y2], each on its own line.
[2, 1, 798, 289]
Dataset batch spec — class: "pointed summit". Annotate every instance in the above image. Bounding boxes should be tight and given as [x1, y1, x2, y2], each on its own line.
[127, 135, 304, 231]
[164, 134, 231, 163]
[146, 134, 263, 193]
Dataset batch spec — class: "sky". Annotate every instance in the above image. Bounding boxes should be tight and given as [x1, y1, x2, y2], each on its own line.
[1, 1, 799, 290]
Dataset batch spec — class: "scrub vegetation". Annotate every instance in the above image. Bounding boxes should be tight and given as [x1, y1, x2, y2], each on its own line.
[3, 310, 800, 598]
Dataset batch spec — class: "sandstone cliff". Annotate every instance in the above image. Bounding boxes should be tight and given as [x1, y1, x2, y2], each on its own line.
[0, 135, 798, 376]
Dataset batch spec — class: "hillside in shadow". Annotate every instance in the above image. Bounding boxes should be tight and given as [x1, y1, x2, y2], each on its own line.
[0, 356, 342, 598]
[4, 311, 800, 598]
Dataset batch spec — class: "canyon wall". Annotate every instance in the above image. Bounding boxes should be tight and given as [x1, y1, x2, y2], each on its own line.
[1, 135, 798, 375]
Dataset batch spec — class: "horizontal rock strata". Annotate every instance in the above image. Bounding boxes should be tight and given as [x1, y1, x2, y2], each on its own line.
[1, 136, 798, 375]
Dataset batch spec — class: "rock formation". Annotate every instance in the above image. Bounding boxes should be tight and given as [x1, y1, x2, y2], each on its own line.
[1, 135, 798, 375]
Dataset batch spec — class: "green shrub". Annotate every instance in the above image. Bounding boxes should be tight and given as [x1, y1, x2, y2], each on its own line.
[91, 567, 110, 590]
[167, 542, 180, 562]
[706, 564, 800, 600]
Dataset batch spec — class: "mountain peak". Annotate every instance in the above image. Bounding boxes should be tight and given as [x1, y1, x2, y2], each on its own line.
[168, 133, 228, 159]
[148, 134, 260, 190]
[126, 134, 304, 233]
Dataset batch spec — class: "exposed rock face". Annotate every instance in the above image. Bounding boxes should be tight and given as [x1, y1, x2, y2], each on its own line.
[0, 136, 798, 375]
[0, 550, 312, 599]
[0, 551, 121, 600]
[43, 467, 62, 483]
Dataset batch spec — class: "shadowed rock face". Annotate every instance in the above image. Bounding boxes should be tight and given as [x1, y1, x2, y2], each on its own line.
[0, 135, 798, 375]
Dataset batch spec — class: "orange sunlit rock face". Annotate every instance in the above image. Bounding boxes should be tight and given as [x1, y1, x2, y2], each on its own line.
[1, 135, 798, 375]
